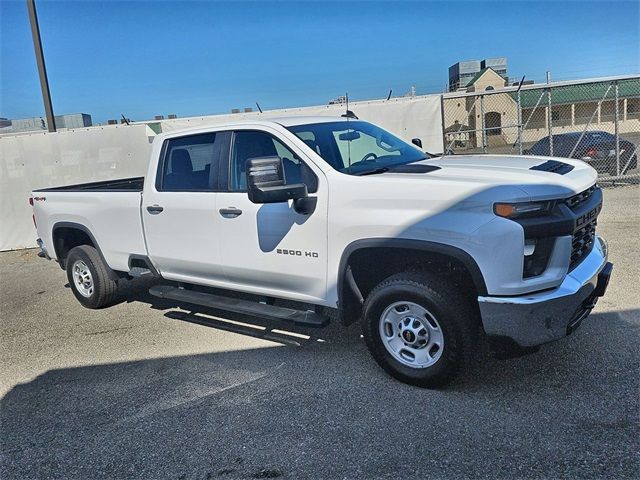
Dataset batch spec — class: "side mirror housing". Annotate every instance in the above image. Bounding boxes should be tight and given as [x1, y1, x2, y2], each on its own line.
[411, 138, 423, 148]
[246, 156, 308, 204]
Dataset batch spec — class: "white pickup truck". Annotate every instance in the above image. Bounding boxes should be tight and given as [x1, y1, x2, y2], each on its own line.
[31, 116, 612, 387]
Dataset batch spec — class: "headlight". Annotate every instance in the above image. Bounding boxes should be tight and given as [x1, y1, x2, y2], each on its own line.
[494, 201, 553, 219]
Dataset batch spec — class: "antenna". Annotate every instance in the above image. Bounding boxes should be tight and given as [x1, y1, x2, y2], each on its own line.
[255, 102, 263, 113]
[346, 93, 352, 174]
[386, 89, 392, 101]
[516, 75, 526, 93]
[340, 92, 359, 119]
[121, 114, 130, 125]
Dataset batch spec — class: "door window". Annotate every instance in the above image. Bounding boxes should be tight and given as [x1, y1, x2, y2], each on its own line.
[158, 132, 229, 191]
[229, 131, 317, 192]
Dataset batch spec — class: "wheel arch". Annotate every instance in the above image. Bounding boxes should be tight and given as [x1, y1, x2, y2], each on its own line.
[337, 238, 487, 326]
[51, 222, 121, 281]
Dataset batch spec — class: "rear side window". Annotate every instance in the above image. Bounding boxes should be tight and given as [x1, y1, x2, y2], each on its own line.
[158, 132, 228, 191]
[530, 137, 550, 155]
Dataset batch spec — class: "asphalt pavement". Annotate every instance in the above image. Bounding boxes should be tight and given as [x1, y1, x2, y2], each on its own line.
[1, 186, 638, 479]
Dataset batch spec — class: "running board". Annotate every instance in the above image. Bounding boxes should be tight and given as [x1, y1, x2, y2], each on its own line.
[149, 285, 329, 328]
[129, 267, 153, 278]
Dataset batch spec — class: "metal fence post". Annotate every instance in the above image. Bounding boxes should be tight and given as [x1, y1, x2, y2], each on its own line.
[547, 88, 553, 156]
[614, 81, 620, 175]
[480, 94, 486, 153]
[568, 83, 613, 159]
[517, 89, 523, 155]
[440, 94, 447, 154]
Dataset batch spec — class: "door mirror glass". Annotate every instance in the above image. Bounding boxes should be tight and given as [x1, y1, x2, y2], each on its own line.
[246, 156, 308, 204]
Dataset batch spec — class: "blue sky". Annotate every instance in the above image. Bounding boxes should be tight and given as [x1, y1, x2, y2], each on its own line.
[1, 0, 638, 123]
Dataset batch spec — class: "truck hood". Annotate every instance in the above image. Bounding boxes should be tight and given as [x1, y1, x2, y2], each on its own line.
[416, 154, 598, 199]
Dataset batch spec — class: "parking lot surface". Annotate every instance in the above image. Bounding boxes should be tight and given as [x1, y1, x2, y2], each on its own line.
[1, 186, 639, 479]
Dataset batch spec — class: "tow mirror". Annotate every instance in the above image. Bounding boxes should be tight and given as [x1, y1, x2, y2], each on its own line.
[246, 156, 308, 205]
[411, 138, 423, 148]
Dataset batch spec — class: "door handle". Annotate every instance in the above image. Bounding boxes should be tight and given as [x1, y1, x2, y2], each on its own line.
[146, 204, 164, 214]
[219, 207, 242, 218]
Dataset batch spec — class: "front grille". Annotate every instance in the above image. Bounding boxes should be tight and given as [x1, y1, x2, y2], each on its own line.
[570, 218, 597, 270]
[566, 185, 599, 270]
[566, 185, 596, 210]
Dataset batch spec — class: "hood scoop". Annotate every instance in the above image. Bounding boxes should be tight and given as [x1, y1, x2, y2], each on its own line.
[530, 160, 574, 175]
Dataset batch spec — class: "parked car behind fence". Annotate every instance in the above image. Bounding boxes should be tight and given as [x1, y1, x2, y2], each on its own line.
[525, 131, 638, 175]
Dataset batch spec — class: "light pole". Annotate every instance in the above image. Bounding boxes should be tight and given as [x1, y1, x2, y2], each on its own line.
[26, 0, 56, 132]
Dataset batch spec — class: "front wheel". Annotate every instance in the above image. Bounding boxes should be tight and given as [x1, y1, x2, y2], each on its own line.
[362, 272, 479, 388]
[66, 245, 118, 309]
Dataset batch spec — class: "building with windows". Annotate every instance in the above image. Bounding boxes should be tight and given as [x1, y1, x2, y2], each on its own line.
[442, 71, 639, 150]
[0, 113, 92, 134]
[481, 58, 507, 81]
[448, 57, 508, 91]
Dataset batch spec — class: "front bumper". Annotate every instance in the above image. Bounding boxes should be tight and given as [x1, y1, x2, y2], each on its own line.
[477, 236, 612, 348]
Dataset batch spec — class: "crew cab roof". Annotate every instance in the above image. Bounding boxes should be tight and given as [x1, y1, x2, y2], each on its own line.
[153, 116, 351, 140]
[267, 116, 349, 127]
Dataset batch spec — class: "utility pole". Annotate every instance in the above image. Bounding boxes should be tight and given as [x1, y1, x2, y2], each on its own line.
[26, 0, 56, 132]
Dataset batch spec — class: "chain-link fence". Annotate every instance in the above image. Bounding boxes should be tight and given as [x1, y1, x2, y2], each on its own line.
[441, 76, 640, 184]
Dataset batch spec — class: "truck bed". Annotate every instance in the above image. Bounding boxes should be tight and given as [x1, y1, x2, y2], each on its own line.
[32, 177, 147, 273]
[33, 177, 144, 192]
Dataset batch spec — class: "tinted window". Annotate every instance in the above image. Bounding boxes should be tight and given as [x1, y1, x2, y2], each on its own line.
[529, 137, 550, 155]
[160, 133, 226, 191]
[229, 131, 317, 192]
[553, 137, 573, 157]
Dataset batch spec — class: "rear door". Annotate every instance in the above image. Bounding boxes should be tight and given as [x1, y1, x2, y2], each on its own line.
[215, 128, 329, 303]
[142, 130, 231, 284]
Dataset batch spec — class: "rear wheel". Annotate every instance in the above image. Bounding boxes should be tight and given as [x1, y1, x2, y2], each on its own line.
[66, 245, 118, 309]
[362, 272, 478, 387]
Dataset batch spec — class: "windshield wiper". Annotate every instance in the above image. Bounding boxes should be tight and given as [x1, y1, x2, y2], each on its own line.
[356, 167, 389, 176]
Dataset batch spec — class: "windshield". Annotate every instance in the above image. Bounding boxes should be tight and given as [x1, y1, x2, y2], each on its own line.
[286, 121, 426, 175]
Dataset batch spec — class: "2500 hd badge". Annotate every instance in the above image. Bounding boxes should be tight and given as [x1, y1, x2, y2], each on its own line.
[276, 248, 319, 258]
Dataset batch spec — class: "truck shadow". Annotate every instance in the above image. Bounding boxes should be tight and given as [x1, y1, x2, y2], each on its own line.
[1, 308, 637, 479]
[112, 276, 345, 348]
[110, 274, 639, 392]
[108, 275, 640, 385]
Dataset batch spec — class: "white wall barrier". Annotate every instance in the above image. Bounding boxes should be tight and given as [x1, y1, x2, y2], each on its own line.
[156, 94, 444, 153]
[0, 125, 153, 251]
[0, 94, 443, 251]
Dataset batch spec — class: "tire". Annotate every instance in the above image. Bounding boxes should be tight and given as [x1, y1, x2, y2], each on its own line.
[361, 272, 479, 388]
[66, 245, 118, 309]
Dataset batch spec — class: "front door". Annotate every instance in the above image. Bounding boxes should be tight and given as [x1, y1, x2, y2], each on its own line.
[143, 131, 231, 285]
[216, 129, 328, 303]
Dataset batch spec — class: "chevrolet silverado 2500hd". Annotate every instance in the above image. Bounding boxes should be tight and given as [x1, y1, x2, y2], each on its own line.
[31, 117, 613, 387]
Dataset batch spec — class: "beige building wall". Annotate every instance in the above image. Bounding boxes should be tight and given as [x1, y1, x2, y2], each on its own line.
[445, 71, 640, 149]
